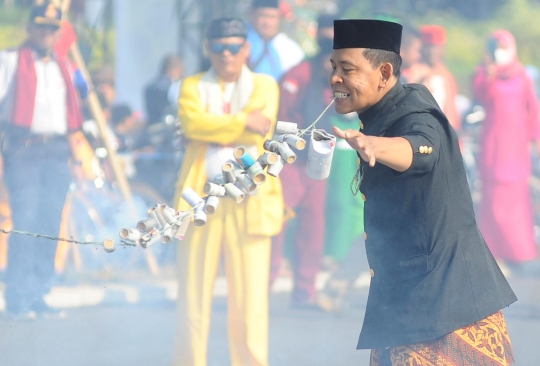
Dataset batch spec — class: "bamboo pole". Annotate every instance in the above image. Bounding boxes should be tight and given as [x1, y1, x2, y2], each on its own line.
[69, 44, 133, 200]
[60, 0, 71, 14]
[58, 0, 131, 200]
[69, 44, 160, 274]
[60, 0, 160, 275]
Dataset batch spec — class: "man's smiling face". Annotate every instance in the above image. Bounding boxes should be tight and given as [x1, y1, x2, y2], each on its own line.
[329, 48, 386, 115]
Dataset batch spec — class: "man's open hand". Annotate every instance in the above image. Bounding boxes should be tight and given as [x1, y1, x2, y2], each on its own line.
[333, 126, 377, 167]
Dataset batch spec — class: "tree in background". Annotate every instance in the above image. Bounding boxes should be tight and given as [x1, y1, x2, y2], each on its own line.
[342, 0, 540, 96]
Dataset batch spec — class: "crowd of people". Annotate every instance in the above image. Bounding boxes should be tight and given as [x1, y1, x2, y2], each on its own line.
[0, 0, 540, 365]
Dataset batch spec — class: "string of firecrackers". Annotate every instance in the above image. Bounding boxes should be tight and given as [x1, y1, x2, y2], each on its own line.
[117, 99, 338, 251]
[0, 228, 128, 252]
[0, 101, 338, 253]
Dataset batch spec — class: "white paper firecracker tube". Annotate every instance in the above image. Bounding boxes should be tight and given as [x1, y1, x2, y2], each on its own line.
[267, 158, 285, 177]
[140, 231, 152, 242]
[182, 187, 204, 207]
[176, 215, 191, 240]
[278, 142, 297, 164]
[258, 152, 279, 166]
[203, 182, 227, 197]
[273, 134, 285, 142]
[224, 182, 245, 203]
[246, 162, 267, 185]
[204, 196, 220, 214]
[148, 206, 167, 228]
[161, 227, 175, 244]
[274, 134, 306, 150]
[275, 121, 298, 135]
[141, 230, 161, 249]
[232, 160, 246, 175]
[306, 129, 336, 180]
[159, 206, 177, 225]
[234, 181, 248, 195]
[263, 139, 280, 153]
[287, 135, 306, 150]
[234, 146, 257, 168]
[222, 161, 242, 184]
[137, 218, 159, 232]
[223, 170, 237, 184]
[169, 225, 181, 241]
[193, 205, 207, 226]
[103, 239, 115, 253]
[224, 159, 243, 171]
[119, 228, 141, 242]
[237, 173, 257, 193]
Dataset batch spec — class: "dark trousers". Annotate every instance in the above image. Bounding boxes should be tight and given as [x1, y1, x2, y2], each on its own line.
[3, 138, 71, 309]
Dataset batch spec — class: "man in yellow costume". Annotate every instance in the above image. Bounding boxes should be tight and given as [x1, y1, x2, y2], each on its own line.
[171, 18, 283, 366]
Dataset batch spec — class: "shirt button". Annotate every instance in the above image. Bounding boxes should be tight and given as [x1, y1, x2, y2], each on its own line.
[370, 269, 375, 277]
[363, 232, 367, 240]
[360, 122, 364, 130]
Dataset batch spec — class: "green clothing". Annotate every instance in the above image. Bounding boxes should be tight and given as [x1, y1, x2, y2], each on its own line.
[324, 115, 365, 261]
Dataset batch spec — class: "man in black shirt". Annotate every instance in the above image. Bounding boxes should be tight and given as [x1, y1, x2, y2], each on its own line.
[330, 19, 516, 365]
[143, 54, 183, 124]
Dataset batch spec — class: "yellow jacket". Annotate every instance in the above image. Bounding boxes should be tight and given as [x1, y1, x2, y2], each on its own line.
[174, 71, 284, 237]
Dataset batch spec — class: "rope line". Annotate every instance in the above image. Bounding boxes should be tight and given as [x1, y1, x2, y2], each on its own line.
[0, 228, 135, 247]
[298, 98, 335, 136]
[0, 100, 338, 251]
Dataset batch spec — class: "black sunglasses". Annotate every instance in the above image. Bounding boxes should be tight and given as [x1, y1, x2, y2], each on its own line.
[209, 42, 245, 55]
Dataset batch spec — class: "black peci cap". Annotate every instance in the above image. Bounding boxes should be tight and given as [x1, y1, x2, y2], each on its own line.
[333, 19, 403, 54]
[252, 0, 279, 9]
[30, 2, 62, 28]
[206, 18, 248, 40]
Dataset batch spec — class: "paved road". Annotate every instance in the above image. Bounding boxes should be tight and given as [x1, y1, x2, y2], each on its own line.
[1, 241, 540, 366]
[0, 273, 539, 366]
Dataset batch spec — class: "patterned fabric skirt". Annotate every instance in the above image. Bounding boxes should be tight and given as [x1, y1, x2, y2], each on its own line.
[370, 311, 514, 366]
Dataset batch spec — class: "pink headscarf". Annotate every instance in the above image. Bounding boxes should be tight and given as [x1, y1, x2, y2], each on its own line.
[489, 29, 523, 79]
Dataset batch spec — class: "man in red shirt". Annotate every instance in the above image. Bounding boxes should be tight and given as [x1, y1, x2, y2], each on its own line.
[270, 14, 335, 308]
[0, 3, 83, 319]
[419, 25, 460, 131]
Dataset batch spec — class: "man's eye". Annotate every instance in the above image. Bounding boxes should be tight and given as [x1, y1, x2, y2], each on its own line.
[343, 69, 353, 73]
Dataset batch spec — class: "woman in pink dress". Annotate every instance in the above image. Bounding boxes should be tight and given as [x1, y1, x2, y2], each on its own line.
[474, 29, 540, 270]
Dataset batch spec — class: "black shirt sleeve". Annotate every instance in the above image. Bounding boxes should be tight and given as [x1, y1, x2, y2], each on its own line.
[394, 113, 441, 176]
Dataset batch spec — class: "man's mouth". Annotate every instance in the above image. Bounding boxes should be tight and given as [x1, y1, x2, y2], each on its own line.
[334, 91, 350, 99]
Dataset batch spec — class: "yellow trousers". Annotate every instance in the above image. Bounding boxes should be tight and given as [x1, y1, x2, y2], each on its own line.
[172, 199, 271, 366]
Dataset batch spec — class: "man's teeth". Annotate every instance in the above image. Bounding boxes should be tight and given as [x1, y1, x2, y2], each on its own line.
[334, 92, 350, 99]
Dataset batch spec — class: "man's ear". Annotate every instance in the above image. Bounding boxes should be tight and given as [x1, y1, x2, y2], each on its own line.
[379, 62, 394, 88]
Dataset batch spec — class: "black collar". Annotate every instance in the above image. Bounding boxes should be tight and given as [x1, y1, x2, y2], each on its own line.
[358, 81, 405, 136]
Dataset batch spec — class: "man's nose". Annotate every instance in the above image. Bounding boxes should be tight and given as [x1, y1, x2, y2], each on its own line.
[329, 72, 343, 86]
